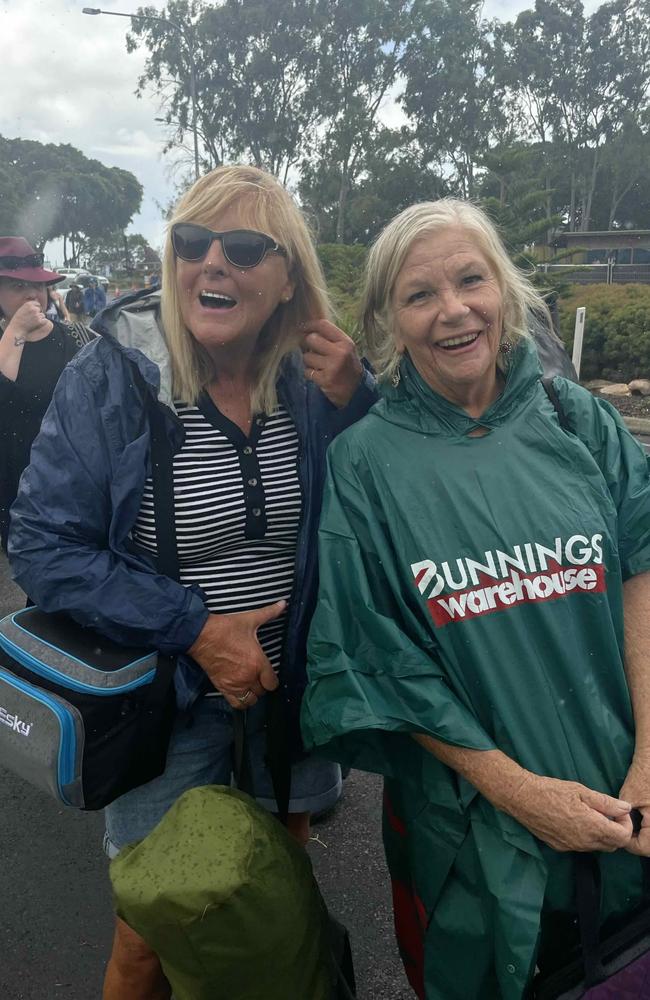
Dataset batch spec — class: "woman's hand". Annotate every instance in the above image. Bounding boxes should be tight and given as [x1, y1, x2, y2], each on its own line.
[301, 318, 363, 408]
[501, 771, 633, 853]
[5, 300, 52, 344]
[620, 753, 650, 856]
[187, 601, 285, 710]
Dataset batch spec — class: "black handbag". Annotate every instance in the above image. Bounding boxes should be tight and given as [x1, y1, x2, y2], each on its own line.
[0, 373, 180, 810]
[533, 848, 650, 999]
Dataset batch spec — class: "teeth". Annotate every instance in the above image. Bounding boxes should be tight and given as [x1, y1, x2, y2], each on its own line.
[438, 332, 479, 348]
[200, 290, 235, 305]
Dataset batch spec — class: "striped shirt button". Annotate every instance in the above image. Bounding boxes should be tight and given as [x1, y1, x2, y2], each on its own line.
[243, 445, 253, 455]
[248, 477, 258, 486]
[252, 508, 262, 517]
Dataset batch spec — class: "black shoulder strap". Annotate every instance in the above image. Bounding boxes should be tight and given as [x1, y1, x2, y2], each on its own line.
[575, 853, 607, 987]
[128, 362, 179, 581]
[541, 376, 572, 432]
[232, 691, 291, 826]
[117, 364, 180, 788]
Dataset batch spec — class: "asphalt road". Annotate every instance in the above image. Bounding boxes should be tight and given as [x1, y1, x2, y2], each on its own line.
[0, 554, 411, 1000]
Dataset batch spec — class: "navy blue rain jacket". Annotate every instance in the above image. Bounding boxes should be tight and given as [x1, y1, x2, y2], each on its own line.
[8, 289, 376, 737]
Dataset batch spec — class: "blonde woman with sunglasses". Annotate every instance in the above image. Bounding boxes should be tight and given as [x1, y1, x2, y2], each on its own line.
[9, 165, 375, 999]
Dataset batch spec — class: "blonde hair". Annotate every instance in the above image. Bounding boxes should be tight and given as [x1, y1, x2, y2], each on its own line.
[161, 165, 332, 412]
[361, 199, 551, 382]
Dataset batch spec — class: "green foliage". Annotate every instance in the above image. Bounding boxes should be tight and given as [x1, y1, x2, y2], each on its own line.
[84, 233, 160, 276]
[317, 244, 367, 337]
[127, 0, 650, 246]
[0, 135, 143, 258]
[557, 284, 650, 380]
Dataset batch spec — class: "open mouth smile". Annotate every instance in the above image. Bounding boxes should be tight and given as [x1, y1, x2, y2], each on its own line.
[198, 290, 237, 310]
[437, 331, 481, 351]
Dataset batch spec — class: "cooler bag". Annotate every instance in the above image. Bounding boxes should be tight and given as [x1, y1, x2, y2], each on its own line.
[0, 364, 179, 810]
[0, 606, 174, 809]
[110, 785, 345, 1000]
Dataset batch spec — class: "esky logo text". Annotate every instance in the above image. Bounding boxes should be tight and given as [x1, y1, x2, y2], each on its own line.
[0, 705, 32, 737]
[411, 533, 606, 627]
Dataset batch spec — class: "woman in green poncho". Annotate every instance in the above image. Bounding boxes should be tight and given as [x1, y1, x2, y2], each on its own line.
[301, 199, 650, 999]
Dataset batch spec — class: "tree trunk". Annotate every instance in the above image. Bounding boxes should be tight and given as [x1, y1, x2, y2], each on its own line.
[63, 233, 68, 266]
[569, 169, 576, 234]
[545, 159, 553, 245]
[335, 167, 349, 245]
[582, 148, 599, 233]
[608, 177, 620, 230]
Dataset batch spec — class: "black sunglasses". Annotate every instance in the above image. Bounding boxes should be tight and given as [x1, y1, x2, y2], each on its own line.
[171, 223, 287, 268]
[0, 253, 45, 269]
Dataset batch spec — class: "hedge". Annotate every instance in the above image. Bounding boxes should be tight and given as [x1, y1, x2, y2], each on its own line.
[315, 251, 650, 381]
[316, 244, 367, 338]
[557, 284, 650, 381]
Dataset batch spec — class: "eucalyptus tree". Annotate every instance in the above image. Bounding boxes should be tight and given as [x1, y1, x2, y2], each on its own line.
[400, 0, 506, 200]
[0, 136, 142, 260]
[127, 0, 321, 181]
[306, 0, 417, 242]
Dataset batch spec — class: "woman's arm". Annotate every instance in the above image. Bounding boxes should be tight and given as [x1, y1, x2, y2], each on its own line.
[0, 301, 52, 383]
[619, 571, 650, 854]
[9, 356, 208, 654]
[414, 735, 632, 853]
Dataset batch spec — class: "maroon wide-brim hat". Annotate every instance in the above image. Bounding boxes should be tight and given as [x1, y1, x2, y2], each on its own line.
[0, 236, 63, 284]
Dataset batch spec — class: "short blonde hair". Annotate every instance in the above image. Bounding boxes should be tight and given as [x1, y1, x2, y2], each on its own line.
[161, 165, 331, 412]
[361, 199, 551, 381]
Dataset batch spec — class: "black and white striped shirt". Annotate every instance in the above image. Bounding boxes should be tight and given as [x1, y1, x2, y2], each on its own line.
[132, 395, 301, 680]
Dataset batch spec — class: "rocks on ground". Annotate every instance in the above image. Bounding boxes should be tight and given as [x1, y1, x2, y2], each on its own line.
[583, 379, 650, 418]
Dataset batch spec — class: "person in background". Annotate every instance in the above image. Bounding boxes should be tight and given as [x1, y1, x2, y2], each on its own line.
[9, 165, 376, 1000]
[45, 285, 70, 323]
[0, 237, 94, 551]
[65, 282, 85, 322]
[302, 199, 650, 999]
[83, 276, 107, 317]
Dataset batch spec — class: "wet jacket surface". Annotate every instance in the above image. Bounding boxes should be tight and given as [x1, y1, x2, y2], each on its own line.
[8, 289, 376, 743]
[302, 338, 650, 998]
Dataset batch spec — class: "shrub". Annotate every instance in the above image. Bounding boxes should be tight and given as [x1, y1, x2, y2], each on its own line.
[317, 244, 367, 340]
[557, 284, 650, 381]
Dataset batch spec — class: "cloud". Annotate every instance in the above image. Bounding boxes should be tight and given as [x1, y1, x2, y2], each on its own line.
[0, 0, 176, 257]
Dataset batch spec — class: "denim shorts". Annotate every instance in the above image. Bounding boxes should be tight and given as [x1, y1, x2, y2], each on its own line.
[104, 695, 341, 858]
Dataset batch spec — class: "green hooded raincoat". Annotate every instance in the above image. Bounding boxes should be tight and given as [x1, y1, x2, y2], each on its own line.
[301, 340, 650, 1000]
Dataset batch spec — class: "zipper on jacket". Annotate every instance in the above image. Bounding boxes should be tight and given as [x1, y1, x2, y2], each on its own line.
[277, 377, 311, 688]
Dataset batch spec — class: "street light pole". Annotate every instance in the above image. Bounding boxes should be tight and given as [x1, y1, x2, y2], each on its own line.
[82, 7, 200, 181]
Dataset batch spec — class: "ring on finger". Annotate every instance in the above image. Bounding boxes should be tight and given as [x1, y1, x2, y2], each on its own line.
[236, 689, 254, 704]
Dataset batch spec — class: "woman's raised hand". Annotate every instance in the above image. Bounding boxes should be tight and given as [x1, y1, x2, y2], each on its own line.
[502, 772, 633, 853]
[187, 601, 286, 710]
[301, 318, 363, 408]
[5, 300, 52, 343]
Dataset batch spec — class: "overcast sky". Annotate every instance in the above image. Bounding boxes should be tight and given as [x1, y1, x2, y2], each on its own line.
[2, 0, 602, 264]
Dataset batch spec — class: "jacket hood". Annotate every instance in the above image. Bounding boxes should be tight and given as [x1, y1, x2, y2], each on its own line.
[93, 288, 175, 409]
[378, 336, 542, 436]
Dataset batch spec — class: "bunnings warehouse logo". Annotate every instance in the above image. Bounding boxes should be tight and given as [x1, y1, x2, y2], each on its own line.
[0, 705, 32, 736]
[412, 533, 606, 627]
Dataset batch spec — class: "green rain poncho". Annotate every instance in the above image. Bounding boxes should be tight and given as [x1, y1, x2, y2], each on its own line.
[301, 339, 650, 1000]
